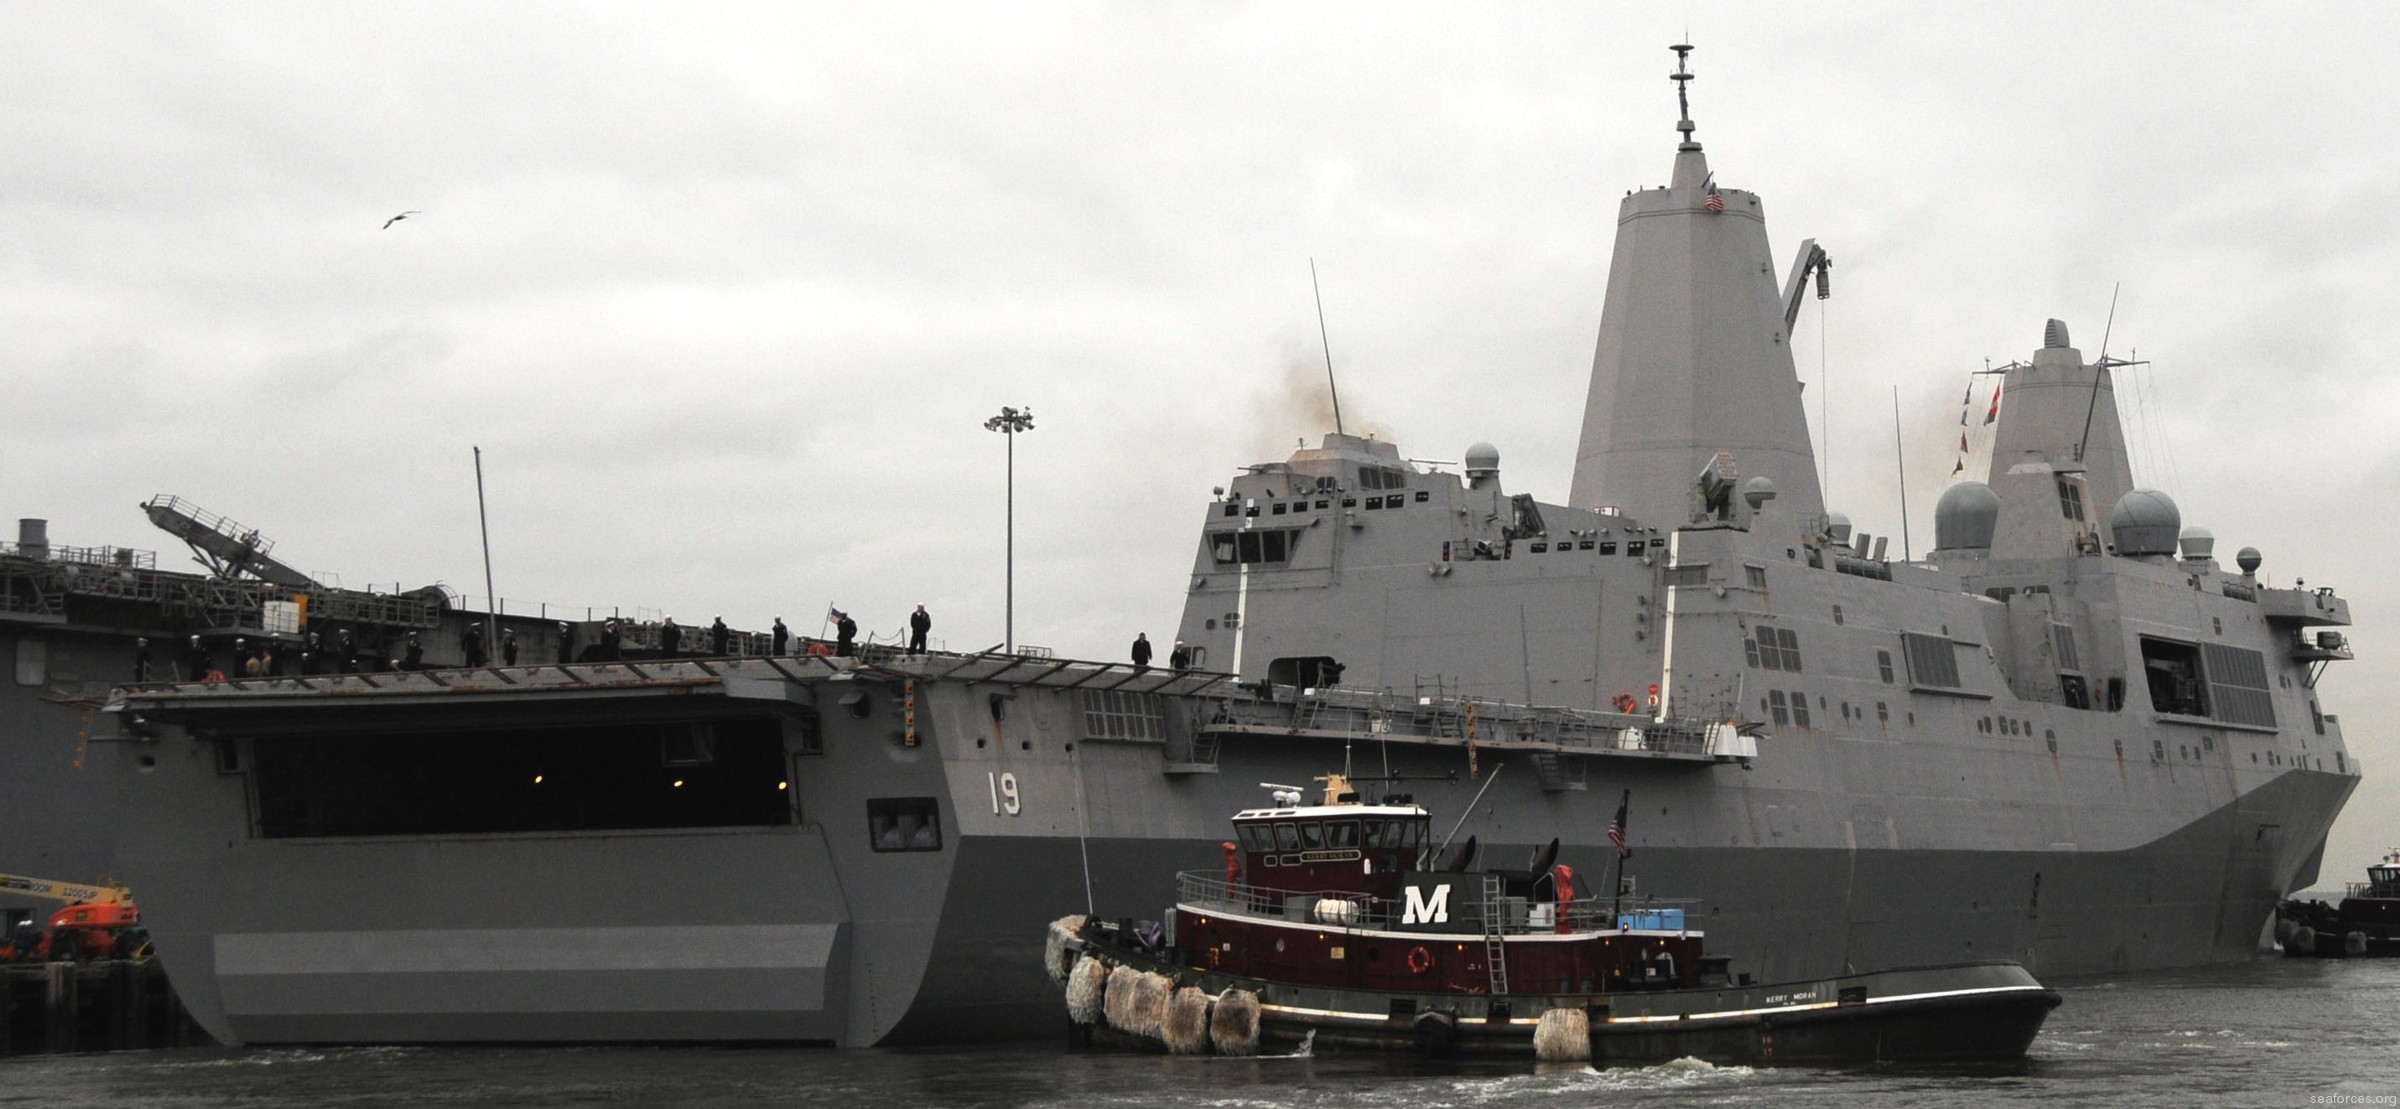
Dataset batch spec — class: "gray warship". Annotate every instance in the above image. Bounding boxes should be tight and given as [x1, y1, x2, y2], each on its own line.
[87, 47, 2358, 1047]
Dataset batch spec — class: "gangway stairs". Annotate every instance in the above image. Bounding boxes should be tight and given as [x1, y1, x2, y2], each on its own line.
[143, 496, 319, 588]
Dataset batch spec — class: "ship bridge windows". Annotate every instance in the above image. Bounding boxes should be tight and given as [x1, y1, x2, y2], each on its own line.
[1358, 466, 1407, 490]
[1209, 528, 1302, 566]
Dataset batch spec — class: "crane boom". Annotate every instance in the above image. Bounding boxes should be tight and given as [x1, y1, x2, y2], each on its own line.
[1, 873, 134, 907]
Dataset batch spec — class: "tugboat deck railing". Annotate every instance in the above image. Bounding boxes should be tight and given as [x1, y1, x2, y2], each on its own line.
[1175, 870, 1697, 938]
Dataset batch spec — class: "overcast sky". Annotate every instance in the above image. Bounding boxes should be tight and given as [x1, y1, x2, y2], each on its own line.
[7, 3, 2395, 875]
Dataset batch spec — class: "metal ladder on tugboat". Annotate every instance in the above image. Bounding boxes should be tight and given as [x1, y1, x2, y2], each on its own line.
[1480, 872, 1509, 995]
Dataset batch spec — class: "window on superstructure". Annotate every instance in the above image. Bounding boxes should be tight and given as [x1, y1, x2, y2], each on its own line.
[2057, 476, 2085, 521]
[1301, 822, 1326, 850]
[1328, 821, 1360, 848]
[1274, 823, 1300, 850]
[1788, 691, 1810, 727]
[1768, 690, 1789, 725]
[1746, 565, 1768, 588]
[2052, 624, 2081, 671]
[1877, 650, 1895, 684]
[1079, 689, 1166, 741]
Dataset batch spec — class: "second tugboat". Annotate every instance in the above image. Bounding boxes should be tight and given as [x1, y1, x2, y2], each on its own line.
[1050, 776, 2061, 1064]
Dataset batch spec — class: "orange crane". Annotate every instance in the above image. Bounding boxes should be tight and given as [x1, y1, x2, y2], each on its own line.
[0, 874, 141, 961]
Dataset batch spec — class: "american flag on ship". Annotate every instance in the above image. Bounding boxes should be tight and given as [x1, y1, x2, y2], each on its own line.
[1704, 189, 1724, 213]
[1608, 794, 1630, 858]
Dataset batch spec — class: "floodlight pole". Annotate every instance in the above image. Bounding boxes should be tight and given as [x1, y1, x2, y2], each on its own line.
[983, 406, 1035, 652]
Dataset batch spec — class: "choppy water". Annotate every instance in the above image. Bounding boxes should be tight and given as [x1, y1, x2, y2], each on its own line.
[4, 957, 2395, 1108]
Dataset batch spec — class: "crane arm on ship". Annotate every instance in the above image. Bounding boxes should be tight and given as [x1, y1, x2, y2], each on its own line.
[1780, 238, 1832, 332]
[0, 874, 134, 907]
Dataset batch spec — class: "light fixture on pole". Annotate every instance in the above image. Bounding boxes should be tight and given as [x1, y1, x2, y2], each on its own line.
[983, 405, 1035, 653]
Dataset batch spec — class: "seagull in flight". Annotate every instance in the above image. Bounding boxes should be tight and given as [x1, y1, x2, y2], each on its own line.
[382, 210, 421, 230]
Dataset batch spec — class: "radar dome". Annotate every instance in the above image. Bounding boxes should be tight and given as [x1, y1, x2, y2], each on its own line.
[1742, 476, 1777, 511]
[2178, 526, 2215, 560]
[1825, 511, 1853, 543]
[1464, 442, 1500, 483]
[1934, 482, 2001, 552]
[2237, 546, 2263, 575]
[2108, 489, 2182, 556]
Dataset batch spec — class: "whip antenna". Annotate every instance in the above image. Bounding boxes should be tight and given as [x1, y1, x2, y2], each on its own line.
[1311, 258, 1345, 435]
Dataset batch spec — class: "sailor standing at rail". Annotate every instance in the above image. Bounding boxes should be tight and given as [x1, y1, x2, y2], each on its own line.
[133, 637, 151, 682]
[462, 623, 487, 667]
[659, 617, 681, 657]
[829, 607, 857, 657]
[185, 635, 210, 682]
[771, 616, 789, 655]
[600, 618, 620, 660]
[1131, 632, 1153, 672]
[558, 621, 575, 663]
[908, 604, 931, 656]
[337, 629, 358, 673]
[1169, 640, 1190, 672]
[402, 634, 424, 671]
[502, 627, 519, 665]
[710, 615, 729, 656]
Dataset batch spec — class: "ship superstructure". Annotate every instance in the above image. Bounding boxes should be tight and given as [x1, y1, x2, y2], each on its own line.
[95, 45, 2358, 1048]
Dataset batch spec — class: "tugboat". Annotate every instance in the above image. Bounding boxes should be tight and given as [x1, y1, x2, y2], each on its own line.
[1048, 776, 2062, 1064]
[2275, 849, 2400, 958]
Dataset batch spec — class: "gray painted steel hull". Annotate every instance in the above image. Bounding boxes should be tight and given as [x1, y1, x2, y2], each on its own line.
[106, 656, 2352, 1047]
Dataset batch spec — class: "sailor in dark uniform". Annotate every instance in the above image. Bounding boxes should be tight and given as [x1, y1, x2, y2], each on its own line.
[1131, 632, 1153, 672]
[908, 605, 931, 656]
[710, 615, 730, 656]
[601, 618, 621, 660]
[185, 635, 211, 681]
[660, 617, 681, 657]
[502, 627, 519, 665]
[133, 637, 152, 682]
[1169, 641, 1191, 672]
[831, 608, 857, 657]
[402, 634, 425, 671]
[462, 623, 487, 667]
[771, 617, 789, 655]
[558, 621, 576, 663]
[337, 629, 358, 673]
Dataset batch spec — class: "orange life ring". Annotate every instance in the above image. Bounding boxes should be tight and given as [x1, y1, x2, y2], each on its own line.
[1406, 945, 1433, 974]
[804, 642, 832, 657]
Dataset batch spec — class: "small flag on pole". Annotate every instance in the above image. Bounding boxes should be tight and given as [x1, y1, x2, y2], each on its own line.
[1960, 432, 1970, 453]
[1608, 795, 1630, 858]
[1704, 189, 1724, 213]
[1984, 382, 2004, 425]
[1952, 458, 1965, 476]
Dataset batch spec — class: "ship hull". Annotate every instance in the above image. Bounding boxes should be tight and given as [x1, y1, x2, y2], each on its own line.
[109, 658, 2353, 1046]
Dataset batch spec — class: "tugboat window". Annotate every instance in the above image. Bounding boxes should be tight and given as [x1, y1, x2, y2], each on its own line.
[1301, 822, 1326, 850]
[1274, 823, 1300, 851]
[1328, 820, 1360, 849]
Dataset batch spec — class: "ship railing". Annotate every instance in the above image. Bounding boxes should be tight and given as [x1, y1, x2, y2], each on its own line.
[0, 541, 158, 571]
[1207, 686, 1716, 757]
[1175, 870, 1703, 937]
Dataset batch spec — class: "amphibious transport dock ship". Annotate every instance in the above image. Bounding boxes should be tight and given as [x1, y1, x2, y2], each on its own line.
[103, 47, 2359, 1048]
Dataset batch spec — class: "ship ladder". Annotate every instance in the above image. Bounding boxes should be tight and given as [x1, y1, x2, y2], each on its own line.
[1481, 872, 1510, 995]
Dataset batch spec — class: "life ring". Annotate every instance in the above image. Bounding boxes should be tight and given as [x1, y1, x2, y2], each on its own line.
[1406, 945, 1434, 974]
[804, 642, 832, 657]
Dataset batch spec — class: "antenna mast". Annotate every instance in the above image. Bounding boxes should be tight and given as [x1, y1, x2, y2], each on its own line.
[1892, 387, 1912, 561]
[1311, 258, 1345, 435]
[2075, 283, 2121, 462]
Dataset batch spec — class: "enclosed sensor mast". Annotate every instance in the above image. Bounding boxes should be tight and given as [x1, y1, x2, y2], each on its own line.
[1569, 44, 1826, 530]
